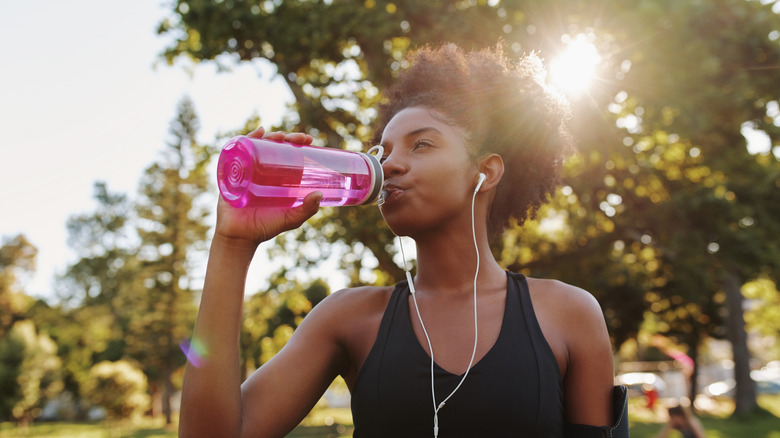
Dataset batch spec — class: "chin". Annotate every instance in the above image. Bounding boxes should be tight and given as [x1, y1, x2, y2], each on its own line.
[383, 216, 434, 240]
[380, 212, 413, 237]
[381, 220, 410, 238]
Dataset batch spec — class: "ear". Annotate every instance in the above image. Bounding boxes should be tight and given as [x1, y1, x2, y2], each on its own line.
[476, 154, 504, 192]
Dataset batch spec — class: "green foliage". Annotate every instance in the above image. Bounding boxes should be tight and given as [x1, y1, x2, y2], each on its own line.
[0, 325, 25, 420]
[743, 278, 780, 336]
[158, 0, 540, 286]
[0, 235, 37, 337]
[60, 182, 137, 308]
[55, 182, 142, 412]
[129, 96, 211, 424]
[83, 360, 150, 420]
[240, 277, 332, 376]
[51, 97, 212, 424]
[0, 320, 63, 424]
[743, 278, 780, 360]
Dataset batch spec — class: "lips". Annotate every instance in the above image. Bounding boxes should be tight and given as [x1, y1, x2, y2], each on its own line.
[379, 183, 404, 206]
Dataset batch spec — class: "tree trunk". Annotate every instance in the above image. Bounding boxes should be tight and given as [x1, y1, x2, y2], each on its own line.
[723, 268, 758, 415]
[688, 338, 699, 408]
[150, 382, 161, 417]
[162, 370, 174, 425]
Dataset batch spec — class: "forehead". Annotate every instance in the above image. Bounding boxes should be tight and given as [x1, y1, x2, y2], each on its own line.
[380, 106, 464, 145]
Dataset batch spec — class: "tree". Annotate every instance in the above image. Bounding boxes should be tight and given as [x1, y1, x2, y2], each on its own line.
[0, 323, 25, 421]
[501, 0, 780, 412]
[60, 182, 137, 309]
[56, 182, 141, 413]
[129, 96, 211, 424]
[0, 236, 63, 426]
[743, 278, 780, 363]
[240, 276, 330, 380]
[553, 1, 780, 414]
[84, 360, 150, 421]
[0, 320, 63, 426]
[161, 0, 780, 415]
[0, 234, 37, 337]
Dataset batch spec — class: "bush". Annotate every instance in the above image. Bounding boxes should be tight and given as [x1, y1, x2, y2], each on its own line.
[0, 320, 63, 424]
[83, 361, 149, 420]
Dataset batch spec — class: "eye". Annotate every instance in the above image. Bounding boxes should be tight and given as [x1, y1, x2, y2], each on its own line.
[413, 139, 434, 150]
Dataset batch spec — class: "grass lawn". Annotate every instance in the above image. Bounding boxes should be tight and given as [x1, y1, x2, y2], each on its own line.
[0, 412, 353, 438]
[1, 396, 778, 437]
[627, 394, 780, 438]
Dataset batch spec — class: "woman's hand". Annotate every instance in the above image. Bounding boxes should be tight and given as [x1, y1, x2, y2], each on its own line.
[253, 126, 314, 146]
[213, 127, 320, 247]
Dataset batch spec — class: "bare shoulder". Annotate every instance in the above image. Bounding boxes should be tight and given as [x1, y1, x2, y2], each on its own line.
[295, 284, 394, 341]
[311, 285, 395, 385]
[525, 278, 611, 368]
[285, 284, 395, 346]
[313, 284, 395, 322]
[325, 284, 396, 306]
[526, 277, 604, 320]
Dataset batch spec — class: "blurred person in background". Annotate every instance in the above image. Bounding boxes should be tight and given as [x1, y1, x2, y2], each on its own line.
[654, 405, 706, 438]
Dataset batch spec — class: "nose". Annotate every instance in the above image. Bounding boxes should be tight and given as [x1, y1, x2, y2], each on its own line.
[381, 150, 406, 177]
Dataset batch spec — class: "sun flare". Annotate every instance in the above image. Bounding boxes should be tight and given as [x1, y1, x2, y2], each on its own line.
[550, 34, 602, 96]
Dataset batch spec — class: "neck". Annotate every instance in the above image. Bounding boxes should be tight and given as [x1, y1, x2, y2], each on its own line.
[407, 219, 505, 297]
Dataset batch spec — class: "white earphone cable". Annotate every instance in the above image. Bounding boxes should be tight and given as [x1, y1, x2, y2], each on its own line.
[397, 181, 481, 438]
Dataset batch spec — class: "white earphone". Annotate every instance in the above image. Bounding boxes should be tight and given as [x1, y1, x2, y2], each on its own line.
[475, 172, 486, 193]
[394, 170, 487, 438]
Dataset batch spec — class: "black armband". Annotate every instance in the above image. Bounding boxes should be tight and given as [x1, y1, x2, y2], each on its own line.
[563, 385, 629, 438]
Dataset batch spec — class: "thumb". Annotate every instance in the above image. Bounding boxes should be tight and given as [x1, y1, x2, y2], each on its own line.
[284, 191, 322, 229]
[301, 191, 323, 216]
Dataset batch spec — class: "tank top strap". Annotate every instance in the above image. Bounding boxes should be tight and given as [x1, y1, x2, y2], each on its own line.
[371, 280, 408, 358]
[508, 271, 565, 424]
[507, 272, 544, 341]
[350, 280, 408, 401]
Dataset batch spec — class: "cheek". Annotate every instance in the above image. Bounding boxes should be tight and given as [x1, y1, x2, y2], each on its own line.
[421, 154, 474, 190]
[427, 164, 474, 202]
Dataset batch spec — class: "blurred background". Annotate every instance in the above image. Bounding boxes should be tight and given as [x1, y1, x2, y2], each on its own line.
[1, 0, 779, 436]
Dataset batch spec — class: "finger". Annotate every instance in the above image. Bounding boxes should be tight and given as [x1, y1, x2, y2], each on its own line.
[263, 131, 287, 141]
[248, 126, 266, 139]
[284, 133, 314, 145]
[302, 190, 323, 210]
[299, 191, 323, 218]
[284, 191, 322, 230]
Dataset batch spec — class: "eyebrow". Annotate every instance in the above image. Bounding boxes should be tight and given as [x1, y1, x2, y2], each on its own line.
[380, 126, 444, 149]
[404, 126, 443, 139]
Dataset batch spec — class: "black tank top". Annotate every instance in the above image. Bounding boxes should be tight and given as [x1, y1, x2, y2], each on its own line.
[350, 272, 564, 437]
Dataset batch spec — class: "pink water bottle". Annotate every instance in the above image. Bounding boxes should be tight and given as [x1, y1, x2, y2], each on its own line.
[217, 135, 384, 208]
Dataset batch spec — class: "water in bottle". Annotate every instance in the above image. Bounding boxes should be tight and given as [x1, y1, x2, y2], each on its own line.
[217, 135, 384, 208]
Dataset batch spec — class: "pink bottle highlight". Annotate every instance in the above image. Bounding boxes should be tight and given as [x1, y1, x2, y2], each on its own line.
[217, 136, 383, 208]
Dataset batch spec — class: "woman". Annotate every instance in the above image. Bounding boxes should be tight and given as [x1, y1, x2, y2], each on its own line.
[179, 44, 627, 437]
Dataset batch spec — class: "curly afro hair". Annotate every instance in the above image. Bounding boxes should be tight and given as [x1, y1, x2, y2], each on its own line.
[372, 43, 574, 236]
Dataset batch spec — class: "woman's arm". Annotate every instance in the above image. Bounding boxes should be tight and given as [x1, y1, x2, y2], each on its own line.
[179, 128, 328, 438]
[559, 284, 616, 426]
[531, 279, 616, 428]
[238, 290, 353, 436]
[178, 234, 259, 437]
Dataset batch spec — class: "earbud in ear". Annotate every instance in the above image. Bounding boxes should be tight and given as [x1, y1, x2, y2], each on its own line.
[475, 172, 487, 193]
